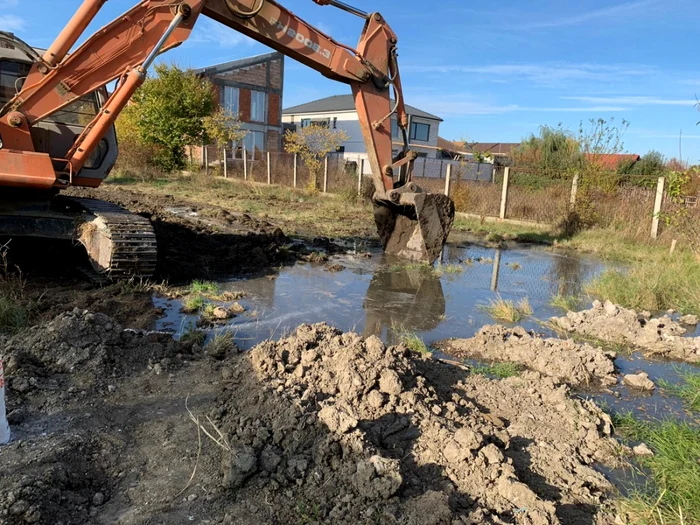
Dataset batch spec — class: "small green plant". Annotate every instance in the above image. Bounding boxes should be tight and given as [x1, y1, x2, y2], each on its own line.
[180, 325, 206, 346]
[481, 296, 533, 323]
[205, 331, 237, 357]
[659, 371, 700, 411]
[182, 295, 206, 313]
[400, 331, 430, 354]
[0, 295, 27, 334]
[613, 412, 700, 524]
[550, 294, 581, 312]
[471, 361, 521, 379]
[189, 280, 220, 296]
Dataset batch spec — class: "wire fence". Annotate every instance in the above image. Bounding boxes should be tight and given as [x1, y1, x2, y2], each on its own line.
[200, 146, 699, 245]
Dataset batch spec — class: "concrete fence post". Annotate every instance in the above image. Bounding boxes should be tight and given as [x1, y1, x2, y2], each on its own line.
[570, 172, 580, 206]
[651, 176, 665, 240]
[323, 155, 329, 193]
[204, 146, 209, 175]
[444, 164, 452, 196]
[293, 153, 298, 189]
[491, 249, 502, 292]
[243, 148, 248, 181]
[491, 165, 496, 184]
[223, 147, 228, 179]
[267, 151, 272, 185]
[357, 156, 363, 196]
[499, 167, 510, 219]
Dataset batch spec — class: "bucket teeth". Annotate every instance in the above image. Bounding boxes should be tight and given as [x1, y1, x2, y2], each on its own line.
[374, 192, 455, 264]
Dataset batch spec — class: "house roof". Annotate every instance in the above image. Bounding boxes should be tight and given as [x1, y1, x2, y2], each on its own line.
[192, 51, 282, 76]
[463, 142, 520, 156]
[437, 137, 466, 153]
[585, 153, 640, 169]
[283, 95, 443, 121]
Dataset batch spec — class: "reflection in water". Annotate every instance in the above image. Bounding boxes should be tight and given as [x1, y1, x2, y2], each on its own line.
[363, 257, 446, 342]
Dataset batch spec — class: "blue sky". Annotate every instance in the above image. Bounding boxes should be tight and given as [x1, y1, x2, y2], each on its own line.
[3, 0, 700, 161]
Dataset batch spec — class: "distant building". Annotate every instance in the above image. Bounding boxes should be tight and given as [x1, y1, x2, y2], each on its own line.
[282, 94, 443, 172]
[192, 52, 285, 158]
[585, 153, 640, 170]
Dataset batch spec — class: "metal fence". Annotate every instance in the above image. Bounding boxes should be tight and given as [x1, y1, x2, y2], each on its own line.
[200, 147, 698, 243]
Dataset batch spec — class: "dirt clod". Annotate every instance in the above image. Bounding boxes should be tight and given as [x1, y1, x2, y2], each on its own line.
[551, 302, 700, 363]
[622, 372, 655, 391]
[437, 325, 617, 386]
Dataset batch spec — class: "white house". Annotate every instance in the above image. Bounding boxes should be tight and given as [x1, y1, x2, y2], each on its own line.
[282, 94, 443, 173]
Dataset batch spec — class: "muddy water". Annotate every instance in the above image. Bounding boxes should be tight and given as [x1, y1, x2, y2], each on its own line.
[154, 240, 698, 424]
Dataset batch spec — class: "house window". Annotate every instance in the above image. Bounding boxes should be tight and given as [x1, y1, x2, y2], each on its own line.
[391, 118, 399, 138]
[251, 90, 267, 122]
[410, 122, 430, 142]
[301, 118, 311, 128]
[243, 130, 266, 156]
[222, 86, 239, 116]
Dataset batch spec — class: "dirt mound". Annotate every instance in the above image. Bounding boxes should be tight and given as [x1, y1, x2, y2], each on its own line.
[3, 308, 193, 403]
[207, 323, 617, 524]
[436, 325, 618, 386]
[551, 300, 700, 363]
[1, 318, 619, 525]
[66, 187, 302, 282]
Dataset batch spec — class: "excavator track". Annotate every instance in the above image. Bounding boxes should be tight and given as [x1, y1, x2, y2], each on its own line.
[60, 197, 158, 280]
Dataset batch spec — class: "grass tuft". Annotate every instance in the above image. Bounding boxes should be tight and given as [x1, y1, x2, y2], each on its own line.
[613, 412, 700, 524]
[0, 295, 27, 334]
[481, 296, 533, 323]
[550, 294, 582, 312]
[393, 327, 430, 354]
[189, 280, 220, 296]
[586, 251, 700, 315]
[470, 361, 522, 379]
[182, 295, 206, 314]
[180, 326, 206, 347]
[659, 371, 700, 412]
[205, 331, 237, 357]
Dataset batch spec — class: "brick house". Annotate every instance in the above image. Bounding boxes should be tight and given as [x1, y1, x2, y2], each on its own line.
[193, 51, 284, 159]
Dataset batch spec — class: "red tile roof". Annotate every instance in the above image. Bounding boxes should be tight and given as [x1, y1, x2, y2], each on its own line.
[586, 153, 640, 170]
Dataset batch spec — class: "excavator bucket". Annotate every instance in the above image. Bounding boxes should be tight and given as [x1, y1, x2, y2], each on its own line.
[374, 191, 455, 264]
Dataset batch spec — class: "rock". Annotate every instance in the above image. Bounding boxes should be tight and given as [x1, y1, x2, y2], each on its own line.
[212, 307, 234, 320]
[623, 372, 655, 391]
[366, 389, 385, 409]
[603, 301, 619, 316]
[480, 444, 504, 465]
[633, 443, 654, 456]
[679, 314, 699, 326]
[325, 263, 345, 273]
[454, 427, 483, 451]
[378, 369, 402, 396]
[229, 302, 246, 314]
[221, 446, 258, 490]
[92, 492, 105, 506]
[592, 300, 603, 309]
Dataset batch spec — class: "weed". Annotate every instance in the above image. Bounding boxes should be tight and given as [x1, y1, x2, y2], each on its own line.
[433, 263, 465, 277]
[481, 296, 533, 323]
[182, 295, 206, 313]
[0, 242, 28, 334]
[200, 303, 218, 322]
[393, 327, 430, 354]
[189, 280, 220, 296]
[470, 361, 522, 379]
[0, 295, 27, 334]
[205, 331, 237, 357]
[517, 297, 533, 316]
[586, 251, 700, 315]
[180, 325, 206, 346]
[659, 371, 700, 411]
[550, 294, 581, 312]
[613, 412, 700, 524]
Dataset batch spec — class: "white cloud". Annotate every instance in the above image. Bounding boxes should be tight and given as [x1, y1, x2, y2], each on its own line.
[402, 63, 653, 87]
[188, 19, 256, 49]
[562, 96, 697, 107]
[406, 95, 628, 116]
[504, 0, 659, 30]
[0, 14, 26, 33]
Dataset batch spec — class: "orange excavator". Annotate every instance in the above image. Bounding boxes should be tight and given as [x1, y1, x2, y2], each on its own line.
[0, 0, 454, 278]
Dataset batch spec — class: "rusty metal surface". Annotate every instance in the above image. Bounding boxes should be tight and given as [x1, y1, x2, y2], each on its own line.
[0, 150, 57, 189]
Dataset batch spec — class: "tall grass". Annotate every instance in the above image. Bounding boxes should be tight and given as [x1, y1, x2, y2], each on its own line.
[470, 361, 521, 379]
[586, 251, 700, 315]
[481, 296, 533, 323]
[0, 243, 28, 334]
[550, 294, 582, 312]
[659, 371, 700, 411]
[614, 413, 700, 524]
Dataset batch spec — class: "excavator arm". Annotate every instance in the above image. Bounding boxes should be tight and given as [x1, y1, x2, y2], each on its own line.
[0, 0, 454, 262]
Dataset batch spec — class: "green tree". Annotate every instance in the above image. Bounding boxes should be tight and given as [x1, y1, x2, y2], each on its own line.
[511, 124, 583, 183]
[284, 125, 349, 191]
[202, 108, 247, 170]
[118, 64, 215, 172]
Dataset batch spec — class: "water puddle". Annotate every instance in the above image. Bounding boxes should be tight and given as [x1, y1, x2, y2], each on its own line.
[154, 241, 698, 424]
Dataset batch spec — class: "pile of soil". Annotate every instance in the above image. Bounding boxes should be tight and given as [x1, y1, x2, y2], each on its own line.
[551, 300, 700, 363]
[66, 187, 333, 283]
[436, 325, 618, 386]
[0, 315, 620, 525]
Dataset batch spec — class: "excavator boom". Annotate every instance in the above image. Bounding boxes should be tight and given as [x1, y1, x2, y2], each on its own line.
[0, 0, 454, 267]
